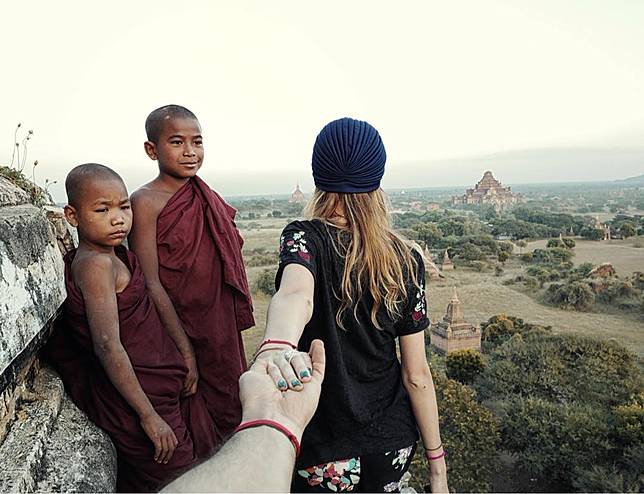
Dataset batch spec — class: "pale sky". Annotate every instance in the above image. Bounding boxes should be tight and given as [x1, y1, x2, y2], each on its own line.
[1, 0, 643, 202]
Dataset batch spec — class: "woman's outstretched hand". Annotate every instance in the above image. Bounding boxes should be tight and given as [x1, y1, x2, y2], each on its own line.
[254, 346, 314, 391]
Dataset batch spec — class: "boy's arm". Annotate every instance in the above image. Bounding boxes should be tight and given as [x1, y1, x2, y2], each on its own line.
[129, 191, 198, 396]
[75, 255, 178, 464]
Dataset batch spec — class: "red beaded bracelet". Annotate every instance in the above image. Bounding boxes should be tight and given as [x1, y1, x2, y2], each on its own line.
[259, 339, 297, 350]
[234, 419, 301, 457]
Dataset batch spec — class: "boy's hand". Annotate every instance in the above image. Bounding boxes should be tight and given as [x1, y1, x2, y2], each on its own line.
[141, 412, 178, 464]
[182, 353, 199, 396]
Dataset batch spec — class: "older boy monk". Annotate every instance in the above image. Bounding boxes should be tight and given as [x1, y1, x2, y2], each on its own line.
[129, 105, 254, 448]
[48, 164, 214, 492]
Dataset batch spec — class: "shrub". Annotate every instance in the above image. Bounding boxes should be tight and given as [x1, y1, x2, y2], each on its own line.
[569, 261, 594, 280]
[562, 237, 576, 248]
[476, 333, 642, 407]
[546, 238, 564, 248]
[520, 252, 533, 262]
[571, 444, 644, 493]
[580, 226, 604, 240]
[446, 349, 485, 385]
[545, 281, 595, 310]
[532, 247, 573, 264]
[524, 276, 538, 289]
[494, 264, 503, 277]
[255, 268, 277, 296]
[244, 251, 279, 267]
[468, 260, 487, 272]
[497, 251, 509, 263]
[614, 397, 644, 447]
[408, 374, 500, 493]
[460, 243, 485, 261]
[499, 397, 615, 489]
[597, 279, 640, 305]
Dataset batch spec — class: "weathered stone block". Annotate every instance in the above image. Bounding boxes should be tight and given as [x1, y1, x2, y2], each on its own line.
[35, 396, 116, 493]
[0, 177, 29, 207]
[0, 204, 65, 380]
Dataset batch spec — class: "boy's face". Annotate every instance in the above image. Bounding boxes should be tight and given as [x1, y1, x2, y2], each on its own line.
[64, 178, 132, 251]
[144, 117, 204, 179]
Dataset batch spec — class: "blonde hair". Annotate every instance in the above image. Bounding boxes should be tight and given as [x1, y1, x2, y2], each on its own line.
[304, 188, 419, 329]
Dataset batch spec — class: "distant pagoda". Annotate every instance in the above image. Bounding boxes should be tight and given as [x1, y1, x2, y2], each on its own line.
[423, 246, 444, 280]
[452, 170, 523, 211]
[441, 249, 454, 271]
[430, 289, 481, 354]
[290, 183, 306, 204]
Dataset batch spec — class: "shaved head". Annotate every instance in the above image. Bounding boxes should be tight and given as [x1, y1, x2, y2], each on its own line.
[65, 163, 125, 207]
[145, 104, 198, 143]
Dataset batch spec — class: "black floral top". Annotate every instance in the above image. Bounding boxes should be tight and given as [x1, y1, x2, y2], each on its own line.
[276, 220, 430, 467]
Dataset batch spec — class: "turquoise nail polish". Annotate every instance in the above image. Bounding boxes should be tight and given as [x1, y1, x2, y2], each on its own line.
[278, 379, 287, 389]
[300, 370, 310, 378]
[291, 379, 302, 387]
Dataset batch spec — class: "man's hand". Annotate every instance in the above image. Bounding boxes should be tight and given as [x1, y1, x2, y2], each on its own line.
[182, 352, 199, 396]
[140, 412, 178, 464]
[239, 340, 325, 440]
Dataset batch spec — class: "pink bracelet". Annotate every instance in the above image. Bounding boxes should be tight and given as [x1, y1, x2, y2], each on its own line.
[426, 450, 446, 461]
[259, 339, 297, 350]
[234, 419, 301, 457]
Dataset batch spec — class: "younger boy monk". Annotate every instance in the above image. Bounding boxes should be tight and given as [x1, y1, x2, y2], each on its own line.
[129, 105, 254, 447]
[49, 163, 215, 492]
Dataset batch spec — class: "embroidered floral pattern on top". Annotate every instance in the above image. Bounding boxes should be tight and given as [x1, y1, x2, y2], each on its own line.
[297, 457, 361, 492]
[280, 230, 311, 262]
[411, 278, 427, 321]
[386, 445, 414, 470]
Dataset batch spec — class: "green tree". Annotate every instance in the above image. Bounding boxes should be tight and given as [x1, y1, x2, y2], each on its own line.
[446, 349, 485, 385]
[580, 226, 604, 240]
[255, 268, 277, 296]
[545, 281, 595, 311]
[620, 222, 637, 238]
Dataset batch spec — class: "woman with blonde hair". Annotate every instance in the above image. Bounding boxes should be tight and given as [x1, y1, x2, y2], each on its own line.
[253, 117, 448, 493]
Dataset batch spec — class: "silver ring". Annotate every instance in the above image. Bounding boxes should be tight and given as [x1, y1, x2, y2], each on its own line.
[283, 349, 297, 364]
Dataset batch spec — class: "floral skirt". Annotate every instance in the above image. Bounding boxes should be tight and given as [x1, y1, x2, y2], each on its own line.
[292, 443, 417, 493]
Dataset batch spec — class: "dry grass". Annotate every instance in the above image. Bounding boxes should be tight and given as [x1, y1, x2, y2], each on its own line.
[526, 237, 644, 276]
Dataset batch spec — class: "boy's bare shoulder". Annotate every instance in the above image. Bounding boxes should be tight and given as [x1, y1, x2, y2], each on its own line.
[71, 252, 116, 292]
[130, 183, 171, 220]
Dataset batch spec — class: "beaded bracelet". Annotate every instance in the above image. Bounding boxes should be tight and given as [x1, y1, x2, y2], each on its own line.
[234, 419, 301, 457]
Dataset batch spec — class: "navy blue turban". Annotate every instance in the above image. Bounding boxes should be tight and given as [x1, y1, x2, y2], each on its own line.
[311, 117, 386, 193]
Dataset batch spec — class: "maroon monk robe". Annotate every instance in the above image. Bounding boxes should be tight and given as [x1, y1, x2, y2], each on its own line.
[47, 246, 216, 493]
[155, 176, 254, 443]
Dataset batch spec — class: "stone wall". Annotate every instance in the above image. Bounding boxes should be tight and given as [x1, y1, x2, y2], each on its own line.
[0, 176, 116, 492]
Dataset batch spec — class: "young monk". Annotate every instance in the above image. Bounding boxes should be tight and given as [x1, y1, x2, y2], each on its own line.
[129, 105, 254, 446]
[48, 163, 214, 492]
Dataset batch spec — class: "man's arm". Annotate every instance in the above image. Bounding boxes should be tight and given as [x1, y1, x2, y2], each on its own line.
[163, 340, 326, 493]
[75, 255, 178, 464]
[129, 190, 198, 396]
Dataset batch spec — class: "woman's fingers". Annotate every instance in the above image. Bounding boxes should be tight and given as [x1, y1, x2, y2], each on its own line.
[267, 361, 289, 391]
[276, 350, 304, 390]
